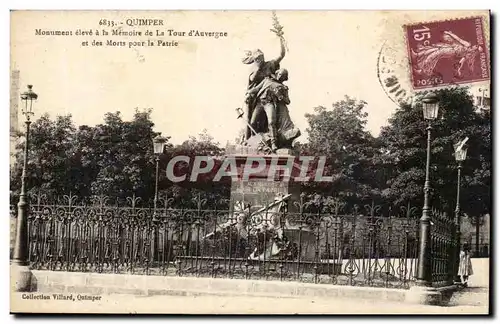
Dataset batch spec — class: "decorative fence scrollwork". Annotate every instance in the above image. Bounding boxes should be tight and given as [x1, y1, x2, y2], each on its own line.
[9, 193, 457, 289]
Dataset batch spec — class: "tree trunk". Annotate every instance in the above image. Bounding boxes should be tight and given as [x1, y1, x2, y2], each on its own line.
[475, 214, 480, 257]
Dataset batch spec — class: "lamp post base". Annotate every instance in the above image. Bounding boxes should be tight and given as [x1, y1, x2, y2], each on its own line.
[406, 286, 442, 305]
[406, 284, 458, 306]
[10, 262, 36, 292]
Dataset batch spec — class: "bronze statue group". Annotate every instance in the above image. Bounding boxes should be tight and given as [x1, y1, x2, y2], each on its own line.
[240, 17, 301, 153]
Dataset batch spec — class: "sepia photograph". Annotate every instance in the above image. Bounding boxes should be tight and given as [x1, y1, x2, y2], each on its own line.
[8, 9, 491, 315]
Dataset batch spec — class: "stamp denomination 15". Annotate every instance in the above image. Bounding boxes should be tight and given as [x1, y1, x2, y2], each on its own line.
[404, 16, 490, 90]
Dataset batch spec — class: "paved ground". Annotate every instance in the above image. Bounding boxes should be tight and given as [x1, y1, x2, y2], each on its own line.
[11, 281, 490, 314]
[447, 258, 489, 310]
[447, 258, 489, 311]
[11, 258, 490, 314]
[11, 291, 489, 314]
[11, 273, 490, 315]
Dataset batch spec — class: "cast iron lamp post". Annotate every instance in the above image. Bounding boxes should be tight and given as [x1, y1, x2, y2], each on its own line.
[153, 135, 167, 218]
[11, 85, 38, 291]
[453, 138, 468, 284]
[453, 139, 468, 284]
[415, 92, 439, 287]
[152, 135, 167, 262]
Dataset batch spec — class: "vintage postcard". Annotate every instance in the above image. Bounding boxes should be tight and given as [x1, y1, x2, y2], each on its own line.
[9, 10, 491, 314]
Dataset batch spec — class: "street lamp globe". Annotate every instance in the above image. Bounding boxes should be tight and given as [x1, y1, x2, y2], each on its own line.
[20, 85, 38, 118]
[153, 135, 167, 155]
[422, 92, 439, 120]
[455, 146, 468, 162]
[454, 137, 469, 162]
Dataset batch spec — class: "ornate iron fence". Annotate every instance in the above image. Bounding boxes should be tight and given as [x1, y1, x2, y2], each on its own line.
[13, 193, 431, 289]
[429, 208, 457, 287]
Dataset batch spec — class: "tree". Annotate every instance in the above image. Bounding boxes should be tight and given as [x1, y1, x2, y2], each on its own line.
[302, 96, 380, 206]
[10, 114, 78, 201]
[461, 108, 491, 217]
[162, 129, 229, 209]
[379, 87, 491, 218]
[88, 109, 168, 204]
[10, 109, 173, 206]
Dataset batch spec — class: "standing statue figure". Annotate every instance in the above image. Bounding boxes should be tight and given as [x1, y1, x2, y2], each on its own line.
[240, 14, 301, 153]
[246, 68, 301, 151]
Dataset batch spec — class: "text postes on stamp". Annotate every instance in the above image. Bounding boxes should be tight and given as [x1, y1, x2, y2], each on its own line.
[405, 16, 489, 90]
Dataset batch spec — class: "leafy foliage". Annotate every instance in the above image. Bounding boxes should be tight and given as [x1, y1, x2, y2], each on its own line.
[11, 114, 77, 200]
[10, 88, 490, 219]
[10, 115, 229, 208]
[162, 129, 230, 208]
[379, 87, 491, 217]
[301, 96, 381, 206]
[87, 109, 164, 200]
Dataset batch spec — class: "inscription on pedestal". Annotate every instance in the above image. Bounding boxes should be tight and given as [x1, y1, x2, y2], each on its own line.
[229, 154, 302, 211]
[231, 180, 295, 208]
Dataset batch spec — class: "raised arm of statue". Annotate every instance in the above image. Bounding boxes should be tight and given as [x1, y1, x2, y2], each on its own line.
[276, 36, 286, 63]
[444, 30, 471, 48]
[271, 11, 286, 63]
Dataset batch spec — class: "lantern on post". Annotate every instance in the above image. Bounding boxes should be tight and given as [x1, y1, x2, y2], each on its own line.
[422, 92, 439, 121]
[153, 135, 168, 155]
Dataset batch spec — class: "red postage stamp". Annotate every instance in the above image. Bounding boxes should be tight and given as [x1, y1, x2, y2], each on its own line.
[404, 16, 490, 90]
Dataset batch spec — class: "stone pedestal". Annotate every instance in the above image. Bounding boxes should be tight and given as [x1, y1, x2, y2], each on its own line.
[226, 148, 316, 261]
[228, 150, 301, 210]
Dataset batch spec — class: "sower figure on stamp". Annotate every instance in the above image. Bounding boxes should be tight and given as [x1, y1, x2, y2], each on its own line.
[411, 30, 483, 78]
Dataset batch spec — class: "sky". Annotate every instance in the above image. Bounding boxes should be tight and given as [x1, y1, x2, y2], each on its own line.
[10, 10, 490, 146]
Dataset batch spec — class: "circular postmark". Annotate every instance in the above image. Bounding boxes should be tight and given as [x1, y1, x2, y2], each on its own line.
[376, 40, 414, 107]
